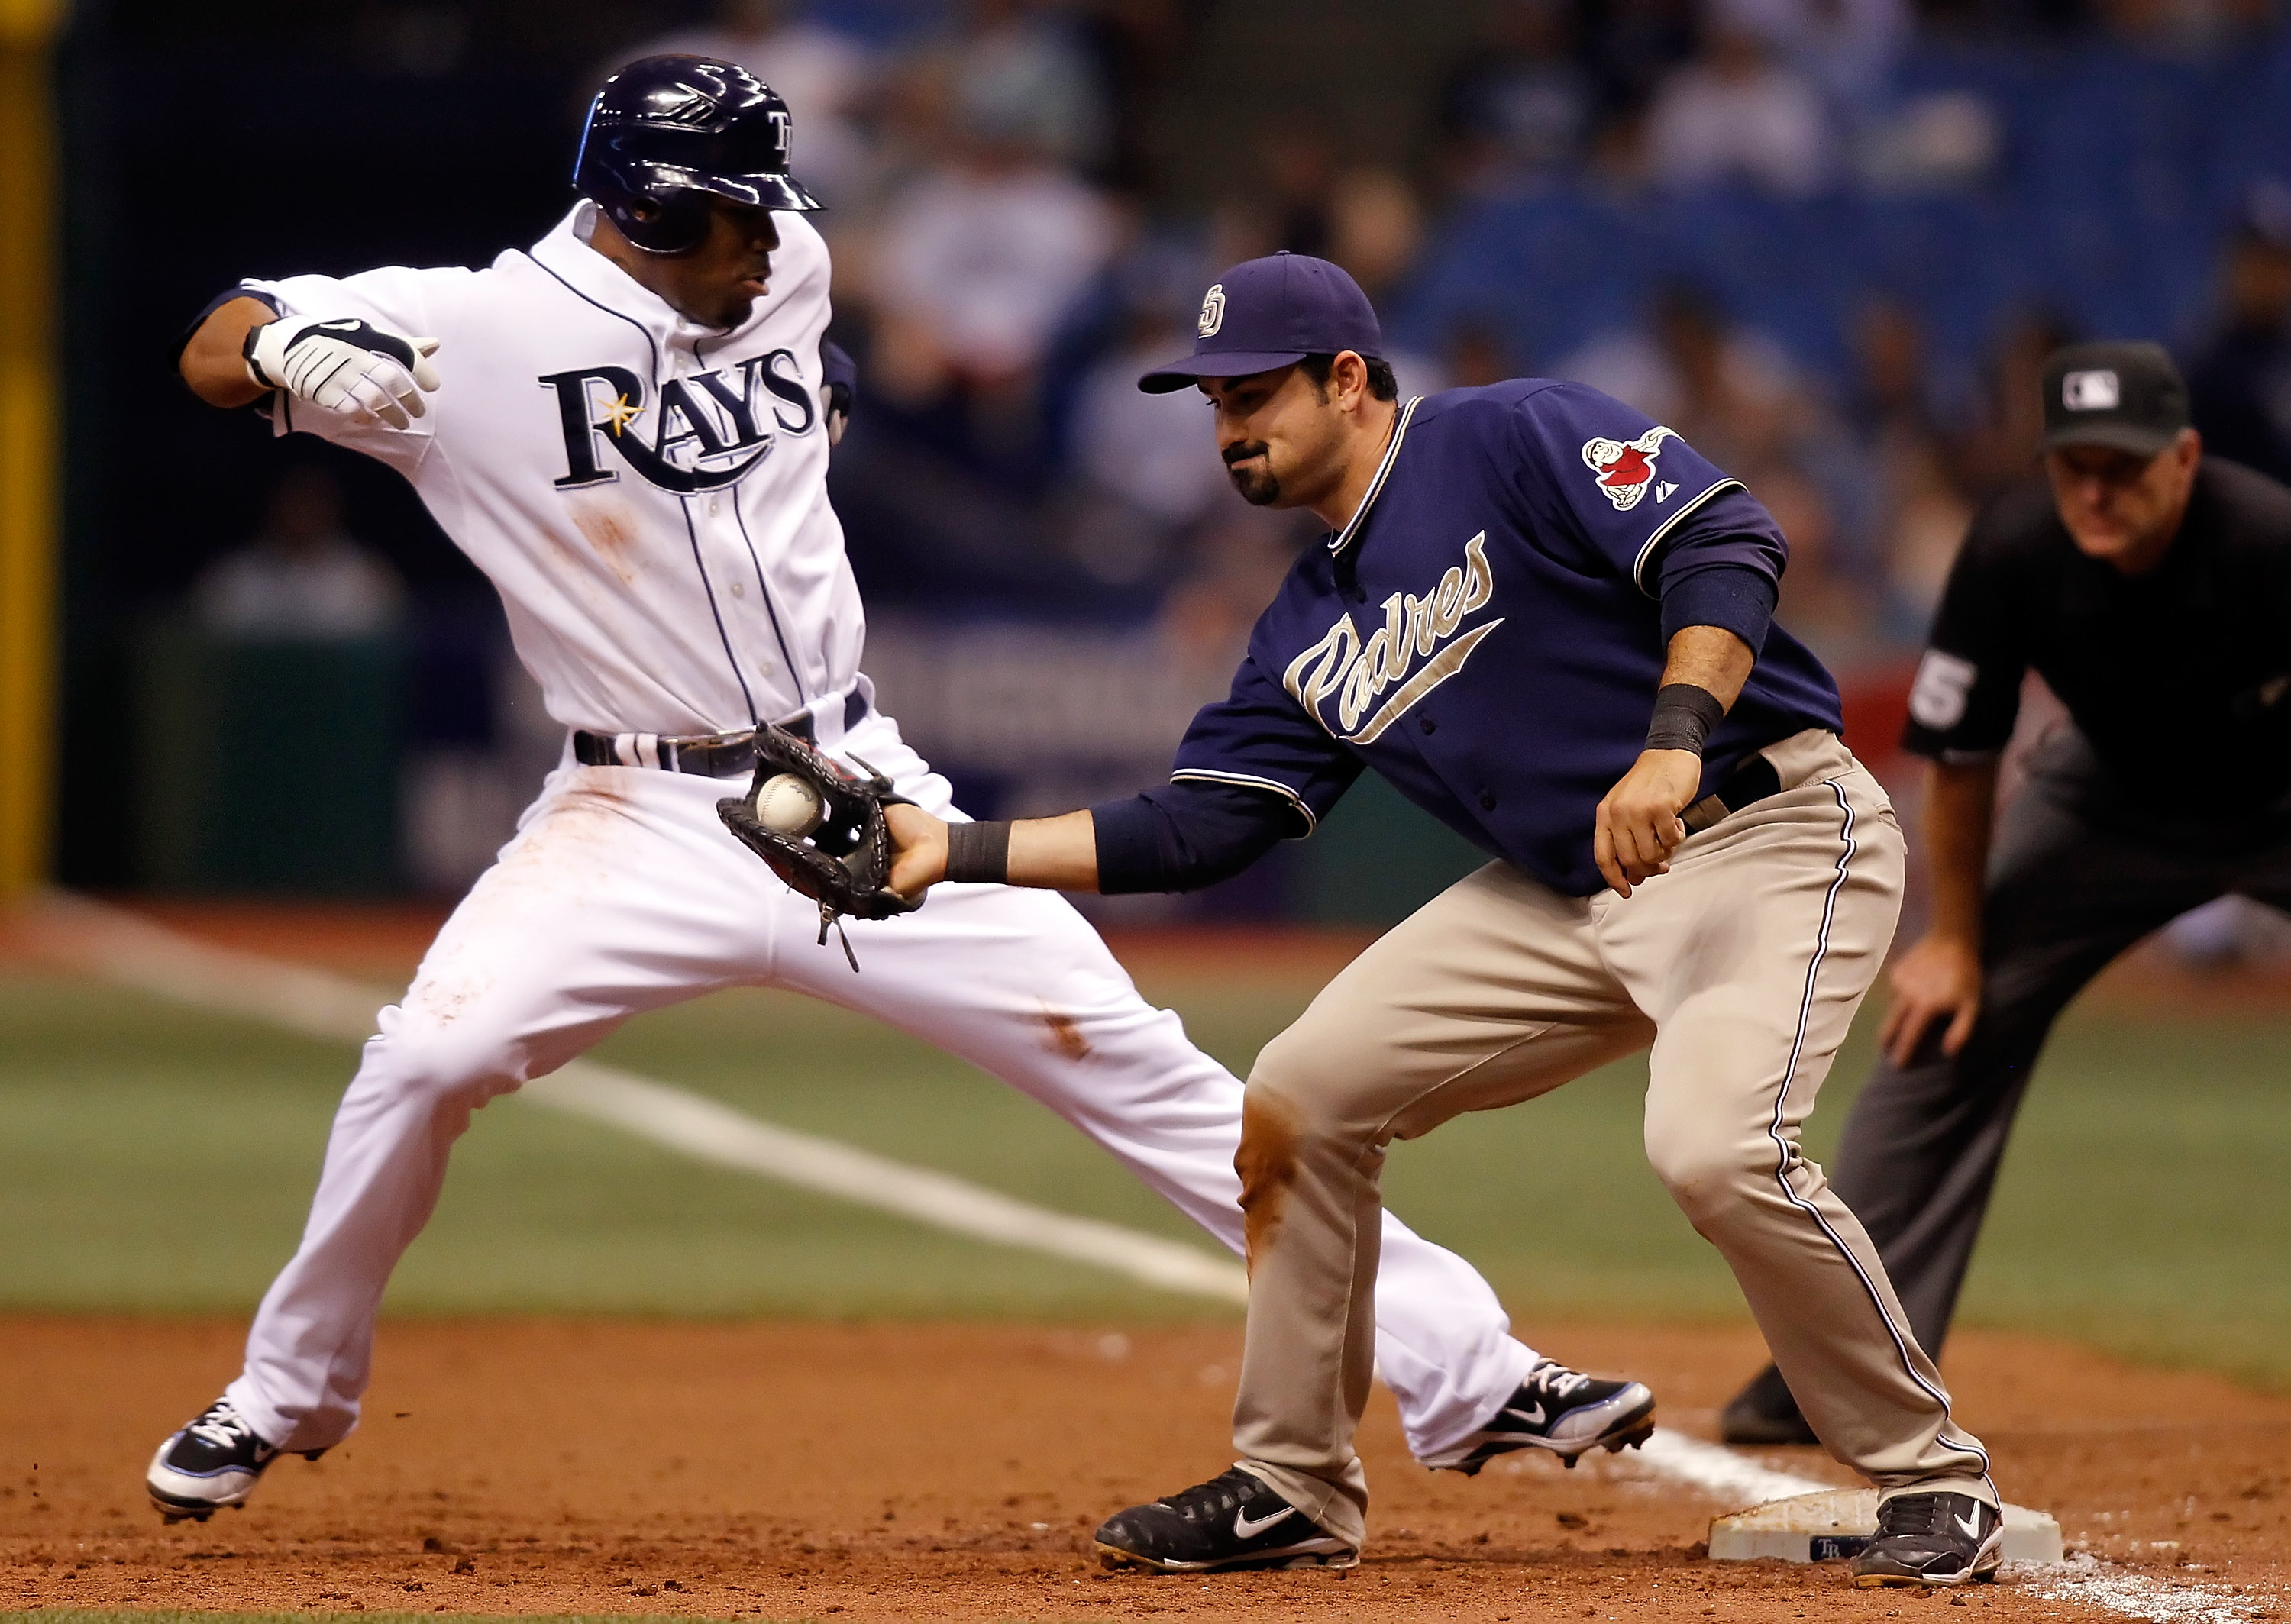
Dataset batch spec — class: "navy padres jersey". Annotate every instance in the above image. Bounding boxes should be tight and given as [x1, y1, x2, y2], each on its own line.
[1171, 380, 1843, 896]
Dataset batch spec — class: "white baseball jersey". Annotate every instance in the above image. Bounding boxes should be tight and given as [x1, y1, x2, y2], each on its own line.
[247, 200, 864, 739]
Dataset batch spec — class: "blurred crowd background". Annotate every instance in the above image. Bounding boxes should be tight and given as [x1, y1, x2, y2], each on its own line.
[50, 0, 2291, 949]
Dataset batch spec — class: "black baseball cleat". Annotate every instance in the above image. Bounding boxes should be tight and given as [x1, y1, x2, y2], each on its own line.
[1095, 1467, 1359, 1573]
[1420, 1359, 1658, 1474]
[1850, 1492, 2004, 1587]
[1719, 1363, 1819, 1446]
[145, 1396, 324, 1522]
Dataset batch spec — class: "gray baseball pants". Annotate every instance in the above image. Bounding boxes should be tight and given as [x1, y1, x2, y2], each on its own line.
[1805, 741, 2291, 1361]
[1227, 731, 1994, 1548]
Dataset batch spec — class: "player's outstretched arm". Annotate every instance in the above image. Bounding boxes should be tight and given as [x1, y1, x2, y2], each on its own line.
[1876, 758, 1998, 1065]
[886, 777, 1300, 902]
[180, 295, 441, 429]
[886, 806, 1100, 898]
[1594, 624, 1756, 898]
[180, 297, 280, 408]
[887, 651, 1330, 905]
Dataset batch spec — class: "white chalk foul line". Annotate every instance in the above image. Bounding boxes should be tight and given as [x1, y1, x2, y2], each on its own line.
[1634, 1430, 1833, 1503]
[2014, 1555, 2268, 1624]
[1631, 1436, 2267, 1622]
[24, 892, 1245, 1306]
[529, 1065, 1248, 1302]
[21, 894, 2267, 1622]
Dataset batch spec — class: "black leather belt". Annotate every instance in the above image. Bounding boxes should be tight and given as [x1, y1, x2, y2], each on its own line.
[1682, 750, 1784, 834]
[573, 728, 770, 776]
[573, 693, 867, 778]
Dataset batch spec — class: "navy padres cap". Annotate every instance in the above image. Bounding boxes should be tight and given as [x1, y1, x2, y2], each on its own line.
[1138, 252, 1384, 394]
[2041, 340, 2189, 457]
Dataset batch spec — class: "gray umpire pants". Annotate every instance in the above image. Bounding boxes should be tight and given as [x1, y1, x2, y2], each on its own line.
[1825, 731, 2291, 1361]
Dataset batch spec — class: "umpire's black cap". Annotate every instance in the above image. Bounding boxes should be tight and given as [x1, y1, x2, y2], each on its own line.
[2041, 341, 2190, 458]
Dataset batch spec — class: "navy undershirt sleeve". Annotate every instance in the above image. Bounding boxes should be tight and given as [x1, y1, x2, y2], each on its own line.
[170, 283, 280, 375]
[821, 337, 858, 401]
[1091, 780, 1302, 894]
[1644, 483, 1787, 656]
[1659, 561, 1779, 655]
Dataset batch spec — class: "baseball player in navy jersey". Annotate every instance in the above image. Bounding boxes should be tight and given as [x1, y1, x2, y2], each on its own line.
[887, 253, 2008, 1585]
[142, 58, 1658, 1525]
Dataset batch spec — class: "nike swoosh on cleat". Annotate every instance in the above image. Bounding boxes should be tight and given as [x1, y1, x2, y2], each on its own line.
[1955, 1510, 1986, 1540]
[1505, 1403, 1546, 1426]
[1233, 1506, 1297, 1540]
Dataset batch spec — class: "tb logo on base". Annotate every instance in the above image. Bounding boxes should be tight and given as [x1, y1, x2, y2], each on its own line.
[541, 349, 817, 494]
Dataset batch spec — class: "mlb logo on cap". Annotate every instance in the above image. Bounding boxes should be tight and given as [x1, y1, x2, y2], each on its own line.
[2040, 340, 2189, 457]
[2061, 370, 2121, 412]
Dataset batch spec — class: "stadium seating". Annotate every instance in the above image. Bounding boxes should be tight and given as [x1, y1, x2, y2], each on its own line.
[1394, 28, 2291, 392]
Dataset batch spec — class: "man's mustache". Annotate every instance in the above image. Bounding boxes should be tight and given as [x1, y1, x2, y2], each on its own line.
[1223, 441, 1270, 468]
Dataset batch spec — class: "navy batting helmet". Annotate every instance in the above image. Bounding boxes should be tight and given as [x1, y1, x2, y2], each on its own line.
[574, 55, 822, 256]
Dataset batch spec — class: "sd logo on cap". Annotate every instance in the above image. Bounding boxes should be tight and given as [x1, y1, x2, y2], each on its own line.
[1140, 253, 1385, 394]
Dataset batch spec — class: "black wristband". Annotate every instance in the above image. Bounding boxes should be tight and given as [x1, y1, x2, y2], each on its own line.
[241, 321, 280, 389]
[1644, 683, 1724, 755]
[944, 819, 1012, 885]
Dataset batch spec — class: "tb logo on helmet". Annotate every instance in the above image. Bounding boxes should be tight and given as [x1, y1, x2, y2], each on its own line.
[541, 350, 816, 493]
[575, 56, 821, 257]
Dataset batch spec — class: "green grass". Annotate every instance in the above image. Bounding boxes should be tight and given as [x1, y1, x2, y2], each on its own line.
[1, 961, 2286, 1387]
[0, 975, 1215, 1320]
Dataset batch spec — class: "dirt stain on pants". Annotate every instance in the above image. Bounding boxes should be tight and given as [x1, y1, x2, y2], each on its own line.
[1235, 1091, 1300, 1278]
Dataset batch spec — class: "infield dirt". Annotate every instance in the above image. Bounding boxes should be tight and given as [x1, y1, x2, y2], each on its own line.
[2, 1317, 2285, 1622]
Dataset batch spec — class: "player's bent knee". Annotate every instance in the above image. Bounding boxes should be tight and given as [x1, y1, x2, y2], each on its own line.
[357, 1017, 528, 1114]
[1643, 1132, 1772, 1229]
[1248, 1001, 1385, 1095]
[1243, 1027, 1363, 1138]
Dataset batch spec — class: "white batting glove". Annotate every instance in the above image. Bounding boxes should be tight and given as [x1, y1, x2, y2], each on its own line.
[244, 317, 441, 430]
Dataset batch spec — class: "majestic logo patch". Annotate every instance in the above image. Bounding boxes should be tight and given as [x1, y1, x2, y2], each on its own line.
[1197, 283, 1226, 337]
[1580, 426, 1681, 511]
[541, 348, 817, 494]
[2061, 369, 2120, 411]
[1284, 532, 1501, 746]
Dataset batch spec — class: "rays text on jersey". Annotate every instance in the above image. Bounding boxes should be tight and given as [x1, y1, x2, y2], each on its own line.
[1283, 531, 1501, 746]
[541, 349, 817, 494]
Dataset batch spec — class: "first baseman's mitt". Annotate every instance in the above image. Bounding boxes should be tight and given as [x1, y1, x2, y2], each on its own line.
[716, 724, 919, 969]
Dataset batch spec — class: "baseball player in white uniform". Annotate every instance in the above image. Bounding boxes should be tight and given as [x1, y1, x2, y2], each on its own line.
[144, 57, 1658, 1519]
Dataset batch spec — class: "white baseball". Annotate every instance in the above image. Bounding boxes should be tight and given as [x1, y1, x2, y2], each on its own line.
[753, 773, 826, 837]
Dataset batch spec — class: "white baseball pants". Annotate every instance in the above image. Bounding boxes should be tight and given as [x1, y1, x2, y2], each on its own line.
[226, 709, 1536, 1459]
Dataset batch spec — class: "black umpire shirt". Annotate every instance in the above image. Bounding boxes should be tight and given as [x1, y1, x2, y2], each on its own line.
[1902, 457, 2291, 828]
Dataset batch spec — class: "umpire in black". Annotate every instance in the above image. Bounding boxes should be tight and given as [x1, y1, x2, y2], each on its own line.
[1723, 340, 2291, 1444]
